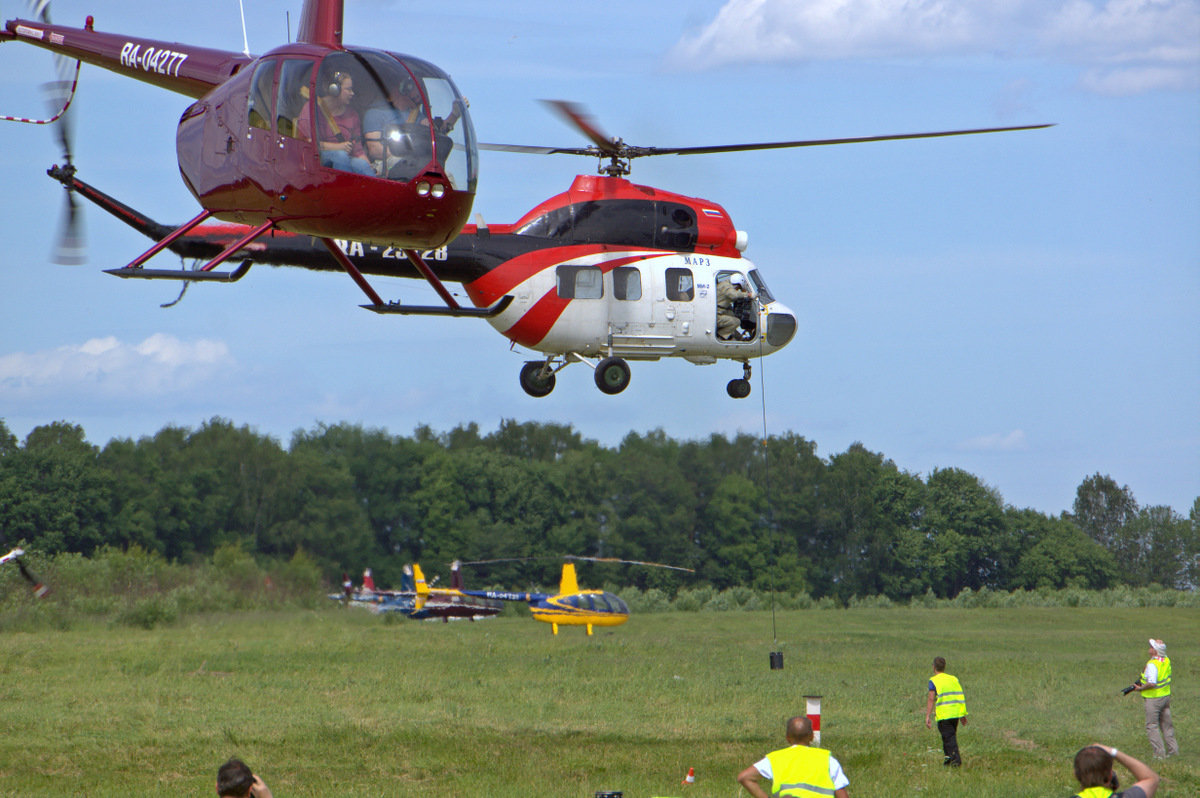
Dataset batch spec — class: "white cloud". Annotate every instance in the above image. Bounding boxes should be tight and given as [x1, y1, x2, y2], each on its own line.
[958, 429, 1029, 452]
[670, 0, 1200, 94]
[0, 334, 232, 398]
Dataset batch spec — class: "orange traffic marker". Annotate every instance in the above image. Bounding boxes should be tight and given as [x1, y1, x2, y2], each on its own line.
[681, 766, 695, 785]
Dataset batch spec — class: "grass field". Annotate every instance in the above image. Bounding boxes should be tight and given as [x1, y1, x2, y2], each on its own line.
[0, 606, 1196, 797]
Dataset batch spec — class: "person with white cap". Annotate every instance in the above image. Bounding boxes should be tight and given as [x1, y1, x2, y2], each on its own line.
[1131, 638, 1177, 758]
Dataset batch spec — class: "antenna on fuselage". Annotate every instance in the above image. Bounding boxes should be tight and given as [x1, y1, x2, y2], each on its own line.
[237, 0, 250, 56]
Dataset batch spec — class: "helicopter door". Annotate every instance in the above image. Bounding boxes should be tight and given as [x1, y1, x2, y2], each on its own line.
[714, 270, 757, 343]
[243, 59, 278, 185]
[273, 59, 316, 181]
[653, 266, 696, 340]
[607, 265, 674, 358]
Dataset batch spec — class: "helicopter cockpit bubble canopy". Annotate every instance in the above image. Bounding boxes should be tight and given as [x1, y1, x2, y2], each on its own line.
[315, 48, 478, 191]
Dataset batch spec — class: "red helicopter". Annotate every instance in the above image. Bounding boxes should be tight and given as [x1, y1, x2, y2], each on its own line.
[42, 97, 1050, 397]
[2, 0, 488, 314]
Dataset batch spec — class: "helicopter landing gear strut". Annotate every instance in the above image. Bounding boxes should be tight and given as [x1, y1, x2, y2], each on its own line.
[517, 353, 633, 397]
[727, 361, 752, 399]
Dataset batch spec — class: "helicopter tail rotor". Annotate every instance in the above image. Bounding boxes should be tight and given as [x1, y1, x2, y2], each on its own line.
[43, 74, 86, 264]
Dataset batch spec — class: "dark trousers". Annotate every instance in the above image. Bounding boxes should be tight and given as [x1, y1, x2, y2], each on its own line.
[937, 718, 962, 765]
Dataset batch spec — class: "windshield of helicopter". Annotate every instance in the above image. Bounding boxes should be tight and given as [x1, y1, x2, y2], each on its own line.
[748, 269, 775, 304]
[329, 49, 477, 191]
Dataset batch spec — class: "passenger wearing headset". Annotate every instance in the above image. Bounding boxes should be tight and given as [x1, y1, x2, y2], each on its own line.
[297, 69, 375, 176]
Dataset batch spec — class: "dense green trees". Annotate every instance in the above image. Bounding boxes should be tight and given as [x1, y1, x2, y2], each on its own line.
[1, 417, 1196, 599]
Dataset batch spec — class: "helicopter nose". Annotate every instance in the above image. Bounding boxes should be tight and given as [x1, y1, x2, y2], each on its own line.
[764, 304, 797, 348]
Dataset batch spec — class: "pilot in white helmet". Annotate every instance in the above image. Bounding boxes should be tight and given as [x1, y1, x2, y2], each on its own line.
[716, 273, 750, 340]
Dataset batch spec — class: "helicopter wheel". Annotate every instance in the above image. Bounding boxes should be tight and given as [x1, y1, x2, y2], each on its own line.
[594, 356, 631, 395]
[519, 361, 556, 397]
[726, 378, 752, 399]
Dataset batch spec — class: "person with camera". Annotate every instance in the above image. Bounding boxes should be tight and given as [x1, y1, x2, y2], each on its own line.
[216, 758, 273, 798]
[1128, 638, 1177, 759]
[1071, 744, 1158, 798]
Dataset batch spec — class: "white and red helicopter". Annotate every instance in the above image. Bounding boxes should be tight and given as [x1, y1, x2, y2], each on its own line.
[39, 95, 1049, 397]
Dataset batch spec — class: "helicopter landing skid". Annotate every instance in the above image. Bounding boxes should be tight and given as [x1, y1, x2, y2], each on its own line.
[363, 295, 514, 318]
[105, 259, 252, 282]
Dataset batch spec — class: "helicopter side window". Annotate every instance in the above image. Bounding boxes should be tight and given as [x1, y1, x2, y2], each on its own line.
[275, 59, 315, 139]
[556, 265, 603, 299]
[655, 203, 698, 250]
[665, 267, 695, 301]
[748, 269, 775, 304]
[516, 206, 574, 238]
[246, 60, 276, 132]
[572, 201, 656, 247]
[613, 267, 642, 301]
[611, 595, 629, 614]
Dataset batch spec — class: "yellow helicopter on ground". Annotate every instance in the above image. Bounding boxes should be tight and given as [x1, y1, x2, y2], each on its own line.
[457, 556, 692, 635]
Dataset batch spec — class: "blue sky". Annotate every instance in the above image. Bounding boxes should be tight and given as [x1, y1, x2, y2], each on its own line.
[1, 0, 1197, 516]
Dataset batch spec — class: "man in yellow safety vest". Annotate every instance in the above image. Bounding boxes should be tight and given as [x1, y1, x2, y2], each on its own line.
[736, 716, 850, 798]
[1131, 638, 1177, 758]
[925, 656, 968, 766]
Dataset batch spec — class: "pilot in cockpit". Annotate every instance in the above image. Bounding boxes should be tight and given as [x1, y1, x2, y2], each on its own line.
[716, 272, 751, 341]
[363, 78, 462, 180]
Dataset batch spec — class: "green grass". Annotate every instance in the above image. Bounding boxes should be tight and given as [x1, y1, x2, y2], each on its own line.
[0, 607, 1196, 796]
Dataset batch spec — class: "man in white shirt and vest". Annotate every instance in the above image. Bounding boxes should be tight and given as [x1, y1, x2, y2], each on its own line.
[1131, 638, 1177, 759]
[736, 715, 850, 798]
[925, 656, 968, 766]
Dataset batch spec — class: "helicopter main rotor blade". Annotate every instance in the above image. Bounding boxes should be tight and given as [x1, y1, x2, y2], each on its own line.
[460, 555, 694, 573]
[480, 123, 1055, 162]
[631, 123, 1055, 158]
[542, 99, 621, 155]
[563, 555, 695, 573]
[477, 142, 596, 156]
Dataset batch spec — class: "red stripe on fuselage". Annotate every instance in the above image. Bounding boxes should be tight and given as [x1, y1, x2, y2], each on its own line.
[465, 244, 607, 305]
[481, 250, 664, 348]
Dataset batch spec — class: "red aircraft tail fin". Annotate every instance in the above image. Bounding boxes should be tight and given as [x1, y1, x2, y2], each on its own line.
[297, 0, 344, 47]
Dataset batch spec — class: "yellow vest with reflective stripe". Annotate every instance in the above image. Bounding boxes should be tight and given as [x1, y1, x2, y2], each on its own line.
[766, 744, 836, 798]
[1143, 656, 1171, 698]
[931, 672, 968, 720]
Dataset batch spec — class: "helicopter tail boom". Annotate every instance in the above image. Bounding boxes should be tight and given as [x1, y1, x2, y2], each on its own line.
[4, 17, 251, 99]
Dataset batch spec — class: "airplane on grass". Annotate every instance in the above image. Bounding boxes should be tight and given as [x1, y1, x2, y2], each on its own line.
[332, 562, 502, 621]
[1, 548, 50, 598]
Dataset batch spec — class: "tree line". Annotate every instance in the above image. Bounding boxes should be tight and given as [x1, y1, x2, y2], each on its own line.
[1, 417, 1196, 601]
